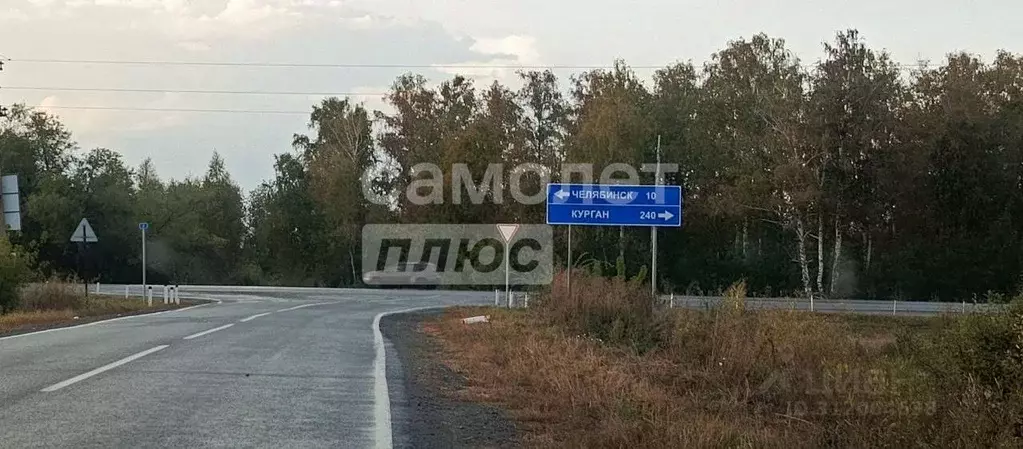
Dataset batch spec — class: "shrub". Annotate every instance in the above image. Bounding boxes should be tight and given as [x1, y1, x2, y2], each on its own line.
[541, 270, 660, 352]
[0, 235, 31, 313]
[17, 278, 84, 311]
[899, 299, 1023, 446]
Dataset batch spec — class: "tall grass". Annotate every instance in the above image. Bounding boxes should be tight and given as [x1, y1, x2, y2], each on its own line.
[18, 279, 84, 311]
[436, 271, 1023, 448]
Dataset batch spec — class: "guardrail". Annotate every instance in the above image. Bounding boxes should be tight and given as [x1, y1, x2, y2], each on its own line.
[658, 294, 1004, 316]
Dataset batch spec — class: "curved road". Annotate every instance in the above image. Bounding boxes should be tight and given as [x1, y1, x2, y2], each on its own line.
[0, 286, 491, 449]
[0, 285, 999, 449]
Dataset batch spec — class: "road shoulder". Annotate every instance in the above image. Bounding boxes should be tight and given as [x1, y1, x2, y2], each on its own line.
[0, 299, 207, 339]
[381, 309, 519, 449]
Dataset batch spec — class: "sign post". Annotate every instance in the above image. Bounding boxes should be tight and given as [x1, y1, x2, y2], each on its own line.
[546, 183, 683, 298]
[497, 224, 520, 307]
[567, 225, 572, 300]
[70, 218, 98, 297]
[1, 174, 21, 232]
[140, 222, 149, 296]
[546, 184, 683, 227]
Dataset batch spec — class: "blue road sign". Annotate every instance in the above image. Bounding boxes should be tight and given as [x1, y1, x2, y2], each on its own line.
[139, 222, 149, 231]
[546, 183, 683, 227]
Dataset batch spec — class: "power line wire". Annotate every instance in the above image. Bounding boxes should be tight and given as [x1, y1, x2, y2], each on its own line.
[9, 58, 933, 70]
[5, 86, 386, 96]
[32, 105, 311, 115]
[12, 58, 663, 70]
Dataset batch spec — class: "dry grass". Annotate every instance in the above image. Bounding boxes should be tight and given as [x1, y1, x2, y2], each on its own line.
[425, 274, 1023, 449]
[18, 280, 84, 311]
[0, 280, 186, 334]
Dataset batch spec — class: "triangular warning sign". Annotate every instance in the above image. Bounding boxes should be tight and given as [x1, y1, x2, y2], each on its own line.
[70, 218, 99, 243]
[497, 224, 519, 242]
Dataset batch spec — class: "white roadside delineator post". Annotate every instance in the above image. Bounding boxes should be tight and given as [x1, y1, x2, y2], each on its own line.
[174, 285, 180, 305]
[146, 286, 153, 306]
[163, 286, 169, 305]
[124, 285, 129, 299]
[524, 293, 529, 309]
[494, 290, 499, 307]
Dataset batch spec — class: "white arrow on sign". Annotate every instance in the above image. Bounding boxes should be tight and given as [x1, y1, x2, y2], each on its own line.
[70, 218, 99, 243]
[496, 224, 520, 242]
[656, 211, 675, 221]
[554, 190, 570, 200]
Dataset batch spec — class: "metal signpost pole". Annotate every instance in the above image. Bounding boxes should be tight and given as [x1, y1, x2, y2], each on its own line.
[505, 243, 510, 306]
[0, 173, 5, 238]
[496, 224, 520, 309]
[652, 135, 661, 296]
[141, 223, 148, 296]
[546, 182, 683, 302]
[567, 225, 572, 300]
[81, 224, 87, 298]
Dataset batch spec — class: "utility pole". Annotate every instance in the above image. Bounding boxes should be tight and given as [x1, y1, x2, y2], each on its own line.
[651, 135, 661, 296]
[0, 57, 7, 239]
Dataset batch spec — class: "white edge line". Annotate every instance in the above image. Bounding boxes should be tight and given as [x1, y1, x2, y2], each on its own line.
[0, 303, 212, 342]
[372, 306, 446, 449]
[41, 345, 169, 392]
[239, 312, 272, 323]
[276, 302, 329, 313]
[182, 323, 235, 340]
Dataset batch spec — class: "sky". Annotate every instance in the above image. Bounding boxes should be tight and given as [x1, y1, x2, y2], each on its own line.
[1, 0, 1021, 191]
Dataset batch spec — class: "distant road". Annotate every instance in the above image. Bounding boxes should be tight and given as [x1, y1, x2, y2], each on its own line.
[662, 295, 1004, 316]
[0, 285, 492, 449]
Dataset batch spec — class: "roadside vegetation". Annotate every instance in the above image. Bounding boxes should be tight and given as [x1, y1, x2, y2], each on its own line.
[427, 272, 1023, 448]
[0, 236, 184, 334]
[5, 29, 1023, 301]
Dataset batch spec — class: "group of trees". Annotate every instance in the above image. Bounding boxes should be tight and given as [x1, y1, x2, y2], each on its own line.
[0, 104, 246, 285]
[2, 29, 1022, 301]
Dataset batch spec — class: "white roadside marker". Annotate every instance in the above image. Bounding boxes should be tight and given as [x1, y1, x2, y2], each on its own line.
[183, 324, 234, 340]
[41, 345, 169, 392]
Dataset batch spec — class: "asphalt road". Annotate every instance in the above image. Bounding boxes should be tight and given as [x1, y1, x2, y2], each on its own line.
[1, 285, 1001, 449]
[0, 286, 492, 449]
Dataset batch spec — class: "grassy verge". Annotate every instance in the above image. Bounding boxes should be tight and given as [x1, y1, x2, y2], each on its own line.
[423, 274, 1023, 448]
[0, 281, 191, 334]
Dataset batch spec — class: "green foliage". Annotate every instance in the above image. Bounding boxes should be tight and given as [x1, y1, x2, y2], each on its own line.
[1, 29, 1022, 301]
[614, 255, 625, 279]
[0, 236, 31, 313]
[631, 265, 647, 284]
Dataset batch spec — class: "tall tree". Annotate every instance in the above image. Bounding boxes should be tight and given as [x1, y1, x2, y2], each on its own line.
[809, 30, 904, 296]
[294, 97, 378, 285]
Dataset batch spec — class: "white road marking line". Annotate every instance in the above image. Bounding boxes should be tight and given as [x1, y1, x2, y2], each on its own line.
[182, 324, 234, 340]
[239, 312, 272, 323]
[372, 306, 445, 449]
[0, 303, 212, 342]
[40, 345, 169, 392]
[275, 302, 329, 313]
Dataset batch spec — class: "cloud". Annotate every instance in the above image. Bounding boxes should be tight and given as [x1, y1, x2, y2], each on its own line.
[1, 0, 500, 190]
[434, 34, 541, 88]
[0, 8, 31, 21]
[176, 40, 211, 52]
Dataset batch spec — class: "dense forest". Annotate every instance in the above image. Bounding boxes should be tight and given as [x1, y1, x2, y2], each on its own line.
[2, 30, 1022, 302]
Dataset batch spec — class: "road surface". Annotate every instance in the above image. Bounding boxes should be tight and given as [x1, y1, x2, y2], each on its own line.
[1, 285, 999, 449]
[0, 286, 491, 449]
